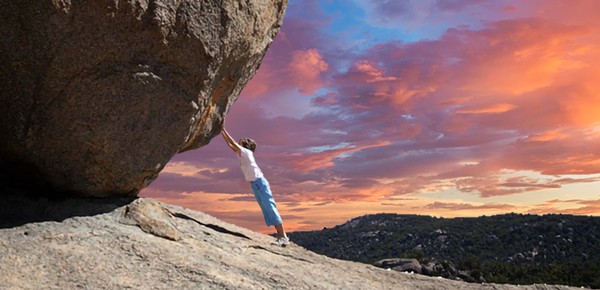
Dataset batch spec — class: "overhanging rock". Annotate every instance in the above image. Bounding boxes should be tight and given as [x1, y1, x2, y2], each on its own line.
[0, 0, 287, 196]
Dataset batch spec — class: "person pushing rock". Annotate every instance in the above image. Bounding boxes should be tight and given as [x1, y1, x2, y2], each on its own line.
[221, 126, 289, 247]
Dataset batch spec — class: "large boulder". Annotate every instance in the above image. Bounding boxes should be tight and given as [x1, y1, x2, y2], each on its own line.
[0, 0, 287, 196]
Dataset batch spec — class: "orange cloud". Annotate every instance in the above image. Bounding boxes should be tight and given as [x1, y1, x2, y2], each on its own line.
[558, 84, 600, 126]
[454, 175, 558, 198]
[455, 103, 516, 114]
[563, 199, 600, 215]
[438, 97, 471, 107]
[527, 130, 567, 142]
[450, 18, 591, 96]
[423, 201, 516, 211]
[529, 198, 600, 216]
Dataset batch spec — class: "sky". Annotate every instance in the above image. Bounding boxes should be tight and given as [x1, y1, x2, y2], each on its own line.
[141, 0, 600, 233]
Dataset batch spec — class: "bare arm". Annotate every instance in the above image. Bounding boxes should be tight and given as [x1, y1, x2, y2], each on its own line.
[221, 127, 242, 156]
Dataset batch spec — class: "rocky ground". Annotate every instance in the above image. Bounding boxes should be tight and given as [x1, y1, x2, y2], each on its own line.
[0, 198, 579, 289]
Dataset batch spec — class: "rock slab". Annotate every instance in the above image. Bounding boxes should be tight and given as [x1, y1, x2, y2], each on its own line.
[0, 0, 287, 196]
[0, 198, 579, 290]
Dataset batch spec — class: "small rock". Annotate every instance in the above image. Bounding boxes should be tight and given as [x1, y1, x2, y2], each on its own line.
[374, 258, 422, 274]
[119, 198, 181, 241]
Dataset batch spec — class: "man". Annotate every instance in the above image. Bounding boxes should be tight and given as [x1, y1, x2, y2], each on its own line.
[221, 127, 289, 247]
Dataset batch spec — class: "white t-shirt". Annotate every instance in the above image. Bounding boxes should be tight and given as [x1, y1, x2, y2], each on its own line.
[239, 147, 264, 182]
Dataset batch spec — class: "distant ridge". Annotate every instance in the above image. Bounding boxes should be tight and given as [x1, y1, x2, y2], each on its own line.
[289, 213, 600, 288]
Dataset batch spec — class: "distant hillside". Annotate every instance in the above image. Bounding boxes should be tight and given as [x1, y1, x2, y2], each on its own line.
[288, 213, 600, 288]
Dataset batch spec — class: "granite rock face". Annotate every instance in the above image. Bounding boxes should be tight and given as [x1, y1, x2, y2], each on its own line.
[0, 0, 287, 196]
[0, 198, 579, 290]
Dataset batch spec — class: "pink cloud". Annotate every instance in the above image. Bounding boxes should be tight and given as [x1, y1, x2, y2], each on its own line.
[237, 1, 333, 101]
[352, 60, 398, 83]
[288, 49, 329, 94]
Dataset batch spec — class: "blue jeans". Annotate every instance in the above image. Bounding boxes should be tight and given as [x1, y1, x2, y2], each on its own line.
[250, 177, 283, 226]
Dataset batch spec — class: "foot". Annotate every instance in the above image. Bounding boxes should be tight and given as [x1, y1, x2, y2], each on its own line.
[273, 236, 290, 247]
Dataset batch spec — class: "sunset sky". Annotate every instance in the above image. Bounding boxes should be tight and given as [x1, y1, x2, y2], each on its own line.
[141, 0, 600, 233]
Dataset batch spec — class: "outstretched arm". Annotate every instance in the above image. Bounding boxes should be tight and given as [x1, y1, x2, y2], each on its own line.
[221, 127, 242, 156]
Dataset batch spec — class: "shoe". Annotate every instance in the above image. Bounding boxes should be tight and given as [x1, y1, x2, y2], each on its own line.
[275, 236, 290, 247]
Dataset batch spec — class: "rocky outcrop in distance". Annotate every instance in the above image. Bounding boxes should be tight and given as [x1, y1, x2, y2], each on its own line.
[0, 0, 287, 197]
[0, 197, 579, 289]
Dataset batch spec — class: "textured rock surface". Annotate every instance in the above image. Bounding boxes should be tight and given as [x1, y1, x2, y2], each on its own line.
[0, 0, 287, 196]
[0, 198, 578, 290]
[118, 198, 182, 241]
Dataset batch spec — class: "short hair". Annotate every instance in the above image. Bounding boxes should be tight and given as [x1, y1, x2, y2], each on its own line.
[238, 138, 257, 152]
